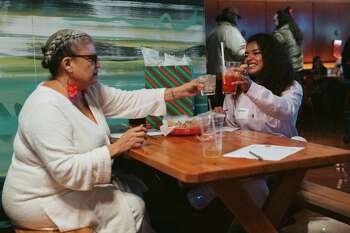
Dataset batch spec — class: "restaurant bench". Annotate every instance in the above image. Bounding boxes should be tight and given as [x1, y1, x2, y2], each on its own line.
[298, 180, 350, 224]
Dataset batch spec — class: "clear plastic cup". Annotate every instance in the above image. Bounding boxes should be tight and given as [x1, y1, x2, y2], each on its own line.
[197, 113, 225, 158]
[198, 74, 216, 96]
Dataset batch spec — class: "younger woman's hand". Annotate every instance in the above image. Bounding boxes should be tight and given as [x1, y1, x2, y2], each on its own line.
[108, 125, 147, 158]
[231, 64, 252, 93]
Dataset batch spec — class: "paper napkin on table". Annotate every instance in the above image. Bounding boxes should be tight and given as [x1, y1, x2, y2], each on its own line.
[222, 126, 240, 132]
[159, 125, 176, 136]
[110, 129, 163, 139]
[224, 144, 304, 161]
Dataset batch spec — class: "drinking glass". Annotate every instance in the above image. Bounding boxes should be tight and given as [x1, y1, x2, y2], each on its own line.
[198, 74, 216, 96]
[222, 61, 241, 94]
[197, 113, 225, 158]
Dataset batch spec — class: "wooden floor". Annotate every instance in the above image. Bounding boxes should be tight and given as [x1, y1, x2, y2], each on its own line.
[300, 124, 350, 192]
[280, 116, 350, 233]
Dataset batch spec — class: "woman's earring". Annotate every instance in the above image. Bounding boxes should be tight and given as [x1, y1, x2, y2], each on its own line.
[68, 81, 78, 98]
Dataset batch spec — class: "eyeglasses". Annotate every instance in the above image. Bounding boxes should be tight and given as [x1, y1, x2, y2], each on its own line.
[70, 54, 98, 64]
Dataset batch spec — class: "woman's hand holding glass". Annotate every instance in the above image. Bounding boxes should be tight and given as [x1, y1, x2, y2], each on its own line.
[165, 79, 203, 101]
[108, 125, 147, 158]
[229, 64, 252, 93]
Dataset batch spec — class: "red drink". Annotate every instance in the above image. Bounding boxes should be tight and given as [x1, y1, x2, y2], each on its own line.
[222, 71, 239, 93]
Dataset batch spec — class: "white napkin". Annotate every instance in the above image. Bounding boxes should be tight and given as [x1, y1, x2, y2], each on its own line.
[110, 129, 163, 139]
[159, 125, 176, 136]
[222, 126, 239, 132]
[224, 144, 304, 161]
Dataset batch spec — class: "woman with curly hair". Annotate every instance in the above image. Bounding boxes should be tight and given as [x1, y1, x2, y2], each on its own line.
[224, 33, 303, 139]
[222, 33, 303, 209]
[2, 29, 202, 233]
[273, 7, 304, 79]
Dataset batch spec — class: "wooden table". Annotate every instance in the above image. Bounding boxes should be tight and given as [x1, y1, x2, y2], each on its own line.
[128, 130, 350, 233]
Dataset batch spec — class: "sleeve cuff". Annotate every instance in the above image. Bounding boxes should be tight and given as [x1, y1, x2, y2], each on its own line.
[245, 81, 259, 100]
[156, 88, 167, 115]
[95, 146, 112, 184]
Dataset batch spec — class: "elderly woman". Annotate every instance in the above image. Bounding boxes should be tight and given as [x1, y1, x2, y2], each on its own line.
[223, 33, 303, 206]
[2, 29, 202, 233]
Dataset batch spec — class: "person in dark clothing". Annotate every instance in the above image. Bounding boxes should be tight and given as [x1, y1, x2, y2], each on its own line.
[311, 56, 327, 80]
[310, 56, 327, 122]
[342, 37, 350, 80]
[273, 6, 304, 82]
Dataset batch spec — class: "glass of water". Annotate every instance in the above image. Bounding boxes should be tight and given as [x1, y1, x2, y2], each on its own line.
[198, 74, 216, 96]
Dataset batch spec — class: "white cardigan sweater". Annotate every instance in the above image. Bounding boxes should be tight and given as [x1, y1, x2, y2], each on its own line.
[223, 81, 303, 138]
[2, 82, 166, 232]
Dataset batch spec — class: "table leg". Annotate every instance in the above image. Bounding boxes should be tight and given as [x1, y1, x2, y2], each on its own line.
[263, 169, 306, 227]
[211, 179, 278, 233]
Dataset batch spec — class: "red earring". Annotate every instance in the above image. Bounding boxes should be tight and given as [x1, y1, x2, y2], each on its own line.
[68, 82, 78, 98]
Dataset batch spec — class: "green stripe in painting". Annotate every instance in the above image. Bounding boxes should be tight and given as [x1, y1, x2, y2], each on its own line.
[66, 10, 203, 32]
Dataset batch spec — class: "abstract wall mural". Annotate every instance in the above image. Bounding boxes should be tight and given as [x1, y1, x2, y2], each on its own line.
[0, 0, 206, 175]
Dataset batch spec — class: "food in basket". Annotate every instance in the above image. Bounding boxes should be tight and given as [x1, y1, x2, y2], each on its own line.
[166, 118, 201, 135]
[167, 119, 198, 128]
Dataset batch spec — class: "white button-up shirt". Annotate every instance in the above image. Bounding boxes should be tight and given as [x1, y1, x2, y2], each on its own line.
[223, 81, 303, 138]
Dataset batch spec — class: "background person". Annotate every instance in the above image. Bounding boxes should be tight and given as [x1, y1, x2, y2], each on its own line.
[206, 7, 246, 112]
[2, 29, 202, 233]
[333, 56, 343, 77]
[310, 55, 327, 80]
[342, 37, 350, 80]
[273, 6, 304, 81]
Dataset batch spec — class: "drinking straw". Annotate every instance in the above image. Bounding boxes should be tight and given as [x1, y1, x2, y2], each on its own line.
[211, 113, 218, 147]
[220, 42, 225, 72]
[208, 98, 212, 112]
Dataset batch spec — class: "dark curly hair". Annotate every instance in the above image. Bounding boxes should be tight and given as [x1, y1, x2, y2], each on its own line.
[245, 33, 296, 96]
[275, 7, 303, 46]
